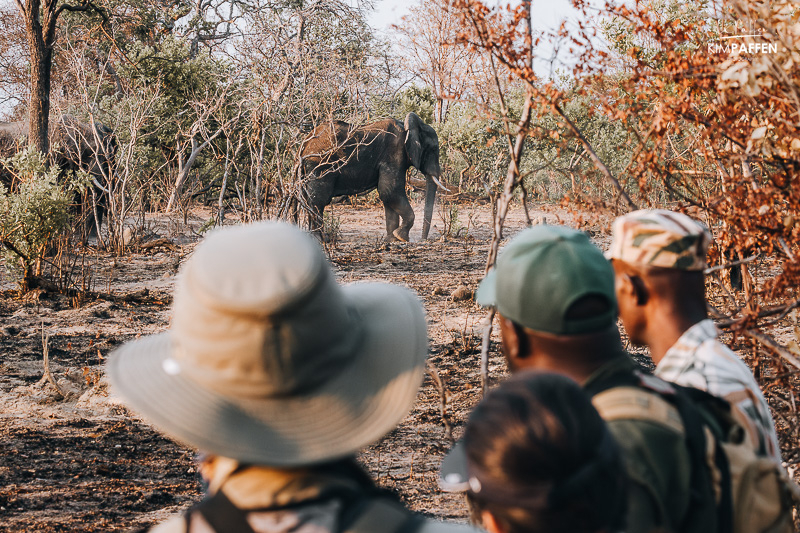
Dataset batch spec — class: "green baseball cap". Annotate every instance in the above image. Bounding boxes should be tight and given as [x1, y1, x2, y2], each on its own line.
[476, 225, 616, 335]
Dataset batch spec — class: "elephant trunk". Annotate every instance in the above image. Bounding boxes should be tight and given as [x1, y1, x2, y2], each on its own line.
[421, 175, 438, 240]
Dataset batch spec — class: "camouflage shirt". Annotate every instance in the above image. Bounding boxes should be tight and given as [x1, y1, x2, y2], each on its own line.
[656, 319, 782, 462]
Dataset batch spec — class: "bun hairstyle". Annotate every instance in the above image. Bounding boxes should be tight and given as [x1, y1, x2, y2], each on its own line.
[464, 372, 627, 533]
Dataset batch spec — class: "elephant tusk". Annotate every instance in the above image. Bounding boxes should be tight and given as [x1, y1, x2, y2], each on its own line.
[430, 175, 450, 192]
[92, 178, 111, 194]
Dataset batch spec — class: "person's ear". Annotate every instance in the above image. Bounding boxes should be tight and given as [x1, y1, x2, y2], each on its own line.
[481, 510, 507, 533]
[627, 274, 649, 306]
[619, 272, 648, 307]
[498, 314, 529, 362]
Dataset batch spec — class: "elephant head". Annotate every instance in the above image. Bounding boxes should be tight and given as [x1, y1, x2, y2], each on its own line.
[404, 112, 441, 240]
[51, 115, 117, 239]
[0, 115, 116, 240]
[52, 115, 116, 183]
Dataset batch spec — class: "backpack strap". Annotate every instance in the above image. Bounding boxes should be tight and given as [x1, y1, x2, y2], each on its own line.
[590, 372, 731, 533]
[186, 486, 422, 533]
[340, 497, 425, 533]
[191, 490, 257, 533]
[669, 387, 733, 533]
[592, 386, 684, 434]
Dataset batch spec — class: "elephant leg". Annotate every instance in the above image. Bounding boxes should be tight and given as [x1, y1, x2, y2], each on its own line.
[394, 194, 415, 242]
[382, 204, 400, 241]
[381, 191, 415, 242]
[304, 175, 334, 240]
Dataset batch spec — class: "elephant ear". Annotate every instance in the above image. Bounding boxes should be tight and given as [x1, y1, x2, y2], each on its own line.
[404, 112, 424, 170]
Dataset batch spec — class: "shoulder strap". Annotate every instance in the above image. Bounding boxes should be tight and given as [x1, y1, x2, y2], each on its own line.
[191, 490, 257, 533]
[591, 375, 731, 533]
[669, 388, 733, 533]
[340, 497, 424, 533]
[592, 386, 684, 434]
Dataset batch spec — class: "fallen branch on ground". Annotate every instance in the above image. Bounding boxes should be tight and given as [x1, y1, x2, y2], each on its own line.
[138, 238, 177, 251]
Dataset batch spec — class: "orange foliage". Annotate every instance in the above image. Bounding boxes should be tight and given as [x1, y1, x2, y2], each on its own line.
[451, 0, 800, 323]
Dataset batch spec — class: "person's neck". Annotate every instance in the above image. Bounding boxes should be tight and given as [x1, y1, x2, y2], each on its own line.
[516, 326, 626, 384]
[645, 303, 706, 365]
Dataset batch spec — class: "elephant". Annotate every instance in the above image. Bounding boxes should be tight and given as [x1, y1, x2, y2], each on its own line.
[0, 114, 117, 236]
[300, 112, 443, 241]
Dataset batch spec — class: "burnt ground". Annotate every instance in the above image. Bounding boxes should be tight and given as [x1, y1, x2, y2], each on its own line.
[0, 199, 797, 531]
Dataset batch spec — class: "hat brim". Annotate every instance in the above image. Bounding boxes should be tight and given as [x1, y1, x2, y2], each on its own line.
[439, 440, 470, 492]
[475, 268, 498, 307]
[107, 282, 427, 467]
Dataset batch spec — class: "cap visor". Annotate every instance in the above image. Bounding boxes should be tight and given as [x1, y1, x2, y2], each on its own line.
[107, 282, 427, 467]
[475, 268, 498, 307]
[438, 441, 471, 492]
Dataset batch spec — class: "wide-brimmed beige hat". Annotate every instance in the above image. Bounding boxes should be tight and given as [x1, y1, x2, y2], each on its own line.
[107, 221, 428, 467]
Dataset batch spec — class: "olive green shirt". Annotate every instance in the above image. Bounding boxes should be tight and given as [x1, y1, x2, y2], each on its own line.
[584, 355, 715, 533]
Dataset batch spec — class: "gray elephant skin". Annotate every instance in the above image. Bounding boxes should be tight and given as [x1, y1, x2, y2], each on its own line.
[0, 115, 117, 233]
[301, 112, 441, 241]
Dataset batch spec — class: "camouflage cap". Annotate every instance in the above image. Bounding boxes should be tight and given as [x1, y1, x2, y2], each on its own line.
[607, 209, 711, 271]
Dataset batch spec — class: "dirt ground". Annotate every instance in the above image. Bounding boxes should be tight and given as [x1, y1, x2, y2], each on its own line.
[0, 199, 797, 532]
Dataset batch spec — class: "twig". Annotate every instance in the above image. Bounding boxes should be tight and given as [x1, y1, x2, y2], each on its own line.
[480, 308, 496, 396]
[478, 21, 535, 395]
[743, 329, 800, 372]
[426, 362, 454, 444]
[778, 237, 796, 262]
[704, 255, 757, 275]
[708, 275, 740, 311]
[42, 325, 65, 398]
[711, 298, 800, 328]
[550, 102, 638, 211]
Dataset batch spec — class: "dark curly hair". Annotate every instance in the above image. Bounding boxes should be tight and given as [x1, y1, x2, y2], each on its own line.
[464, 372, 627, 533]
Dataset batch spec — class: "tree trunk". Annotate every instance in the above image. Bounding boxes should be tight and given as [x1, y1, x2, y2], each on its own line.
[26, 13, 52, 155]
[166, 137, 200, 213]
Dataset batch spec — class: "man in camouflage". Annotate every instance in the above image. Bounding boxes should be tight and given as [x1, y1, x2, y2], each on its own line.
[475, 224, 716, 533]
[608, 209, 781, 461]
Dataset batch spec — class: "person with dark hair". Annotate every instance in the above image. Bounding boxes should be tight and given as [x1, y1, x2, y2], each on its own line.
[440, 372, 627, 533]
[467, 224, 717, 533]
[107, 221, 478, 533]
[607, 209, 781, 461]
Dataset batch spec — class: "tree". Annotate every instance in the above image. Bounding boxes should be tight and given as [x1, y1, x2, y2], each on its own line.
[227, 0, 391, 221]
[451, 0, 800, 467]
[394, 0, 482, 123]
[12, 0, 102, 154]
[562, 0, 800, 324]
